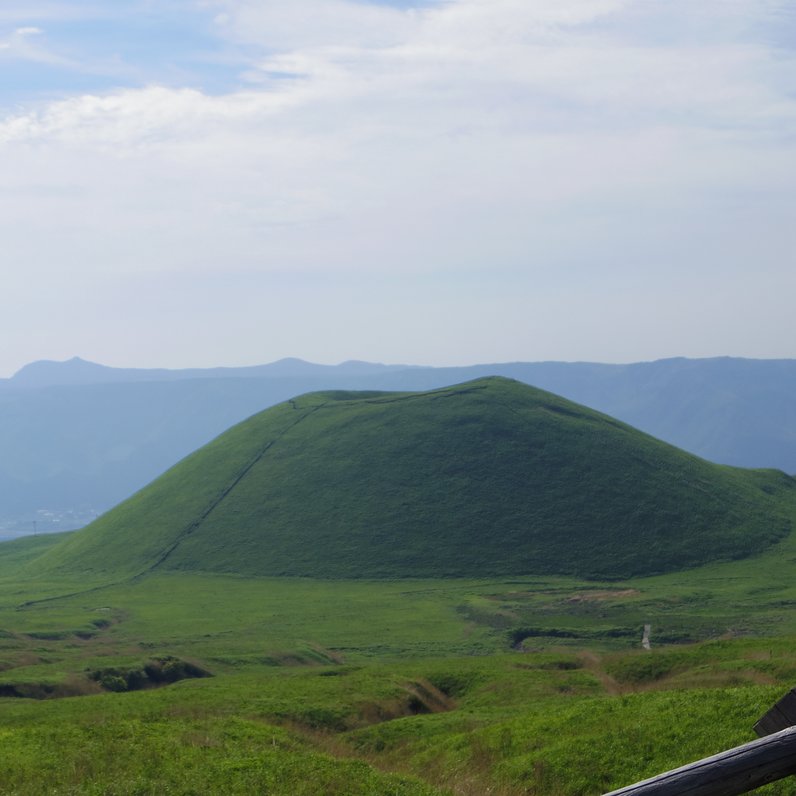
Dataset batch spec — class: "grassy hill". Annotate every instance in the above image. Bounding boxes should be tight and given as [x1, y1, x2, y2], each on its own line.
[4, 356, 796, 534]
[30, 377, 795, 581]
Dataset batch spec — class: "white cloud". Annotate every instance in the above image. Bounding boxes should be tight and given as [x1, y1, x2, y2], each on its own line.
[6, 0, 792, 144]
[0, 0, 794, 367]
[0, 24, 77, 67]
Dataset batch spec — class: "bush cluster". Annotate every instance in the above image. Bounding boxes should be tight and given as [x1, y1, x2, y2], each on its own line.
[88, 656, 211, 693]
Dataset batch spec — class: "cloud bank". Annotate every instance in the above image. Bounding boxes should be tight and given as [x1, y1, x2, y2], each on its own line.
[1, 0, 794, 370]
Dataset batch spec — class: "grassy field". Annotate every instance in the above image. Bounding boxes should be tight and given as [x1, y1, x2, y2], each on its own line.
[3, 525, 796, 793]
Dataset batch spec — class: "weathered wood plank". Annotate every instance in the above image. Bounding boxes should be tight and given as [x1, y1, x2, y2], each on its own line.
[602, 725, 796, 796]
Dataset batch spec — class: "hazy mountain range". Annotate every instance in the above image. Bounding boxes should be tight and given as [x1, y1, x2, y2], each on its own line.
[1, 355, 794, 536]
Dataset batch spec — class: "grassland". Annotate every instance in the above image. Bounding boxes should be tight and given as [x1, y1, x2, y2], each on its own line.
[4, 520, 796, 793]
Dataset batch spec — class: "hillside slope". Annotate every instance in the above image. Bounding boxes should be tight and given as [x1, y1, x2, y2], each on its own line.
[30, 378, 795, 580]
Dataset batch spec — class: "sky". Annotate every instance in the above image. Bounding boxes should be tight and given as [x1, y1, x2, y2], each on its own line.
[1, 0, 794, 375]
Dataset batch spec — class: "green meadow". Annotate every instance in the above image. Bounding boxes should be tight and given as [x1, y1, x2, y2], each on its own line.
[2, 527, 796, 794]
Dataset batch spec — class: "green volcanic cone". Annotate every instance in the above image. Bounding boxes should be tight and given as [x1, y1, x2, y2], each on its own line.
[31, 377, 795, 580]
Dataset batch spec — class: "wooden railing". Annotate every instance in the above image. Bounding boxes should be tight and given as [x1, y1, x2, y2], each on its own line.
[603, 688, 796, 795]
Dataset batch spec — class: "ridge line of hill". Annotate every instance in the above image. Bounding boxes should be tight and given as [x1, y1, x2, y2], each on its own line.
[134, 399, 331, 580]
[19, 398, 334, 604]
[358, 384, 488, 406]
[18, 579, 124, 610]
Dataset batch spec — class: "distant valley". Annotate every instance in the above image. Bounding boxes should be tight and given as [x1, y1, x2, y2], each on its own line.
[1, 354, 794, 537]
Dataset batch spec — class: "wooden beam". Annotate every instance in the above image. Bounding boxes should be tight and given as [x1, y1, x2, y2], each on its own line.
[602, 725, 796, 796]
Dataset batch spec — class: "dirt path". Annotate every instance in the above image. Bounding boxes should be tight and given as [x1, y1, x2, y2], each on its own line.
[578, 651, 625, 696]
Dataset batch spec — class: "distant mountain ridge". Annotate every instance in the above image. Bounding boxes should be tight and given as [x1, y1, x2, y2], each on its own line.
[0, 354, 794, 536]
[4, 356, 413, 389]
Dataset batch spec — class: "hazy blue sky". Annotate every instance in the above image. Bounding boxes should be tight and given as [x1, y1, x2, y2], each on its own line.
[1, 0, 794, 375]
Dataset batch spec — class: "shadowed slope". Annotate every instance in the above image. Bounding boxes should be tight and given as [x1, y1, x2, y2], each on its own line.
[30, 378, 795, 580]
